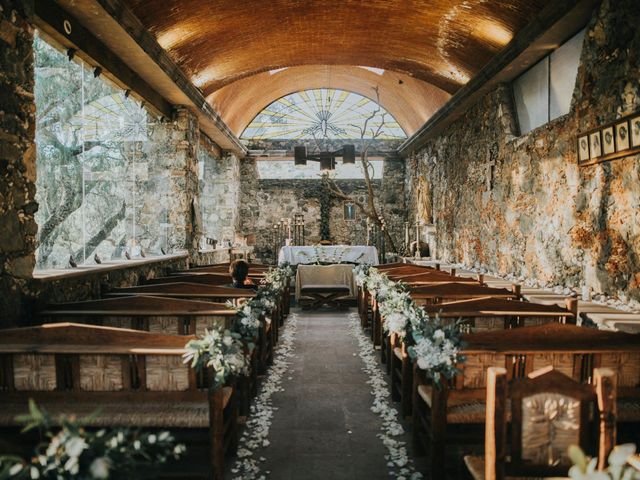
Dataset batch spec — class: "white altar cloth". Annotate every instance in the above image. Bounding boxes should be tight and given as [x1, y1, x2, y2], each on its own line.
[278, 245, 378, 266]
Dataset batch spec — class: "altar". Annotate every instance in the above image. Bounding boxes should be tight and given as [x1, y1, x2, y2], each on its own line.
[278, 245, 378, 266]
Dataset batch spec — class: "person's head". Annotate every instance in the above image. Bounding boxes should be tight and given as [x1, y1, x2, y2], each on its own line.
[229, 259, 250, 283]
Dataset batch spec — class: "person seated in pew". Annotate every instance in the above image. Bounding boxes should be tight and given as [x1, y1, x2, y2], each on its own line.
[228, 259, 258, 290]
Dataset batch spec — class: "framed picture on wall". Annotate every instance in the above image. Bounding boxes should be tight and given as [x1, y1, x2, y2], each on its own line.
[589, 131, 602, 159]
[602, 126, 615, 155]
[615, 120, 630, 151]
[631, 115, 640, 148]
[344, 202, 356, 221]
[577, 134, 590, 162]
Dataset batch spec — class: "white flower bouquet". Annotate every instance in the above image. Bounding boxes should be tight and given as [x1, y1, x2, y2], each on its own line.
[408, 316, 465, 383]
[183, 328, 249, 389]
[0, 400, 185, 479]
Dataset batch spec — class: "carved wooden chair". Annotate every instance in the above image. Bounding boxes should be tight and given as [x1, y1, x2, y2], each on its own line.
[464, 366, 617, 480]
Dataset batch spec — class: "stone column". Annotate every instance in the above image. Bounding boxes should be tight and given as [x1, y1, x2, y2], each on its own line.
[0, 0, 38, 325]
[151, 107, 201, 257]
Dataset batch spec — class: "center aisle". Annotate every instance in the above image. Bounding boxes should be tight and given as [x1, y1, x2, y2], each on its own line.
[259, 307, 418, 480]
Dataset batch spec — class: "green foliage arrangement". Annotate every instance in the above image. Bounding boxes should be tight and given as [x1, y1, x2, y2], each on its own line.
[183, 264, 294, 389]
[356, 265, 465, 383]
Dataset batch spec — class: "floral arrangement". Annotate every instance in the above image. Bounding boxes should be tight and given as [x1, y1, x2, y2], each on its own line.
[358, 266, 465, 382]
[0, 400, 185, 479]
[568, 444, 640, 479]
[183, 264, 293, 389]
[183, 328, 249, 390]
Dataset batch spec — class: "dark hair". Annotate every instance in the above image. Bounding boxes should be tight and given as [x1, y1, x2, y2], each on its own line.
[229, 259, 250, 282]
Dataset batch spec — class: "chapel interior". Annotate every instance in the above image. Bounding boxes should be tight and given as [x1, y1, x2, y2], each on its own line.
[1, 0, 640, 478]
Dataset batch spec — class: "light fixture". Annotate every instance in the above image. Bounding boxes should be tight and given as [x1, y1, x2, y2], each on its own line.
[294, 144, 356, 171]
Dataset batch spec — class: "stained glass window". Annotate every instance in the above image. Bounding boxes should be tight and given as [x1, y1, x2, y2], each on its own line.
[241, 89, 406, 140]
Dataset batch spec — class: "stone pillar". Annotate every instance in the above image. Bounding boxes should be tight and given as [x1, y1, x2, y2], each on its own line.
[0, 0, 38, 326]
[152, 107, 201, 257]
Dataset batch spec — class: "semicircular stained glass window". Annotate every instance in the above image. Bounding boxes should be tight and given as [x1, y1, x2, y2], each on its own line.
[241, 89, 407, 140]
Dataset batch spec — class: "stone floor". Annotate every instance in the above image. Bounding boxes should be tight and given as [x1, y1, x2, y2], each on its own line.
[260, 307, 419, 479]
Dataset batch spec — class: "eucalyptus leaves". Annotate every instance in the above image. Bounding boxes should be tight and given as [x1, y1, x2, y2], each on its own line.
[357, 265, 464, 381]
[0, 400, 185, 480]
[183, 264, 293, 389]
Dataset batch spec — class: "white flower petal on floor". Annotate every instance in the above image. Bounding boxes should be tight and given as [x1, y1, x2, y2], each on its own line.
[231, 313, 299, 480]
[348, 312, 423, 479]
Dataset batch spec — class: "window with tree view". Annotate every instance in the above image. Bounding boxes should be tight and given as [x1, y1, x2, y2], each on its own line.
[34, 34, 173, 270]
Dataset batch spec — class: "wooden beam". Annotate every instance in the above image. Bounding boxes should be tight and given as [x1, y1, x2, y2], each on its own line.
[33, 0, 173, 118]
[398, 0, 598, 156]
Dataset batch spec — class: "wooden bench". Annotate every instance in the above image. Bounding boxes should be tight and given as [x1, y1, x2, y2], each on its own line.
[105, 282, 279, 345]
[146, 272, 290, 322]
[382, 284, 518, 380]
[0, 323, 238, 480]
[390, 296, 578, 418]
[38, 295, 267, 414]
[412, 323, 640, 479]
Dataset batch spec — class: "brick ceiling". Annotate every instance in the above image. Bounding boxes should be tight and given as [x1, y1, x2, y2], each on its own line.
[128, 0, 551, 134]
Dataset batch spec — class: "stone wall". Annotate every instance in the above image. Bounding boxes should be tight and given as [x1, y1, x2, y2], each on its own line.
[405, 0, 640, 302]
[0, 0, 38, 325]
[239, 157, 406, 263]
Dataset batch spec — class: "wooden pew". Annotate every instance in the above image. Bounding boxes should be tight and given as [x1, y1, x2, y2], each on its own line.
[411, 323, 640, 479]
[38, 296, 266, 413]
[0, 323, 238, 480]
[104, 283, 276, 374]
[106, 282, 277, 340]
[390, 296, 577, 418]
[383, 284, 518, 382]
[177, 264, 269, 274]
[38, 295, 237, 336]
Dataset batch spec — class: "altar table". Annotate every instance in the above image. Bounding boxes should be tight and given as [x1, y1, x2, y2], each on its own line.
[278, 245, 378, 266]
[295, 264, 357, 308]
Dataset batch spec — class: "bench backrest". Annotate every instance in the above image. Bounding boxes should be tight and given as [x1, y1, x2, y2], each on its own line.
[38, 296, 237, 336]
[452, 323, 640, 395]
[0, 323, 197, 393]
[408, 283, 518, 305]
[421, 296, 577, 330]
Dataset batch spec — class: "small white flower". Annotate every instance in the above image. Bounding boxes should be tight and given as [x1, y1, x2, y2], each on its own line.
[29, 466, 40, 479]
[65, 436, 87, 458]
[89, 457, 111, 479]
[9, 464, 23, 476]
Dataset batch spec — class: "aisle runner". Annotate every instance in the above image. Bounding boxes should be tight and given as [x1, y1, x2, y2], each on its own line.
[231, 313, 299, 480]
[348, 313, 423, 480]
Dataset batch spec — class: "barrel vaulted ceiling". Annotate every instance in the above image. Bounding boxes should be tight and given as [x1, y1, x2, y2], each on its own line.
[128, 0, 551, 137]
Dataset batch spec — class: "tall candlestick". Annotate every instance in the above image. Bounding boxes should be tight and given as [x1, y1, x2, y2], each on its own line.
[404, 221, 409, 248]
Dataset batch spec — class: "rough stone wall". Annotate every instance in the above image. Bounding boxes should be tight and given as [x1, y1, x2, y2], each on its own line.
[0, 0, 38, 325]
[405, 0, 640, 301]
[199, 136, 240, 245]
[239, 157, 405, 263]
